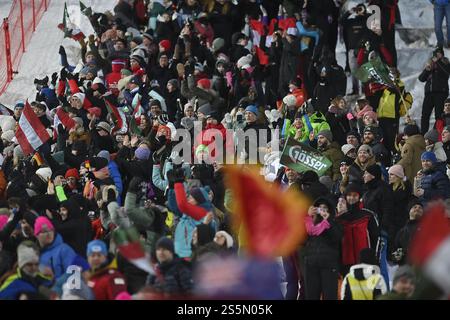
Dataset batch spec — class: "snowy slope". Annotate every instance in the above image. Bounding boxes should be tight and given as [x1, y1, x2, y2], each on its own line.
[0, 0, 116, 107]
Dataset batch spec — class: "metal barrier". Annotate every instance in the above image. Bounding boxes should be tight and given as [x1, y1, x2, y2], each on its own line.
[0, 0, 51, 96]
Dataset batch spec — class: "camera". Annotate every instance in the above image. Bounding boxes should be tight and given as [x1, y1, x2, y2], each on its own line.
[236, 114, 243, 122]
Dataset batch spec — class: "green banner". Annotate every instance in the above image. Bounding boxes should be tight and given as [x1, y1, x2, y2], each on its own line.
[354, 56, 395, 88]
[280, 137, 332, 176]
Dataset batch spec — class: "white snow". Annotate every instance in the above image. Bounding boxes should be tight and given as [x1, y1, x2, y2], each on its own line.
[0, 0, 116, 108]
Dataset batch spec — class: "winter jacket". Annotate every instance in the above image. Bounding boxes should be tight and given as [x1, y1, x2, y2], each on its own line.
[426, 142, 447, 163]
[336, 206, 380, 267]
[420, 167, 450, 202]
[397, 134, 426, 183]
[348, 157, 377, 185]
[342, 12, 368, 50]
[341, 264, 387, 300]
[418, 57, 450, 94]
[366, 140, 391, 168]
[0, 269, 52, 300]
[389, 182, 413, 245]
[147, 258, 193, 295]
[362, 179, 395, 236]
[319, 142, 344, 181]
[108, 160, 123, 205]
[54, 199, 93, 258]
[40, 233, 77, 279]
[181, 75, 225, 112]
[279, 38, 301, 94]
[302, 215, 343, 268]
[87, 259, 127, 300]
[325, 110, 351, 146]
[393, 219, 420, 265]
[430, 0, 450, 6]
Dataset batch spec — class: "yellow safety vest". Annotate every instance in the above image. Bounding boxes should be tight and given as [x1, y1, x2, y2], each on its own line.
[347, 274, 383, 300]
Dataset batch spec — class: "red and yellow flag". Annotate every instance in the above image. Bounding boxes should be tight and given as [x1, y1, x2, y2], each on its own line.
[226, 166, 309, 258]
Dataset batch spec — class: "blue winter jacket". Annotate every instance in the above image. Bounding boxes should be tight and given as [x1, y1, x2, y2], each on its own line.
[0, 270, 52, 300]
[108, 160, 123, 205]
[430, 0, 450, 6]
[40, 233, 77, 280]
[420, 168, 450, 202]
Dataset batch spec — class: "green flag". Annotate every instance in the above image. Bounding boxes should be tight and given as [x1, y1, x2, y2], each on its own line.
[80, 0, 92, 17]
[354, 56, 396, 88]
[280, 137, 332, 176]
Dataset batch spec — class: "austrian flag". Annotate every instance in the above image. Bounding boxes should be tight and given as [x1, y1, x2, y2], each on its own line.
[15, 101, 50, 155]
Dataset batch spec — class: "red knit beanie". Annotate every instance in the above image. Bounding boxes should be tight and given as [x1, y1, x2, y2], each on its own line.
[197, 78, 211, 90]
[159, 40, 171, 52]
[65, 168, 80, 180]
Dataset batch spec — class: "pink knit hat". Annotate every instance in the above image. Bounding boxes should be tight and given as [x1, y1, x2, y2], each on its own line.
[0, 215, 9, 230]
[34, 216, 55, 236]
[388, 164, 405, 179]
[363, 111, 378, 122]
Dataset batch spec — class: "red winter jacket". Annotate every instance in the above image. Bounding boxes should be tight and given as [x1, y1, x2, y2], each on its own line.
[88, 261, 127, 300]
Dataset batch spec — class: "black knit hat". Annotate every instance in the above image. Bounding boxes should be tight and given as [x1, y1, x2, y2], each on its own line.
[346, 129, 361, 141]
[407, 197, 423, 213]
[365, 164, 381, 180]
[403, 124, 420, 137]
[345, 183, 363, 196]
[359, 248, 377, 265]
[156, 237, 174, 254]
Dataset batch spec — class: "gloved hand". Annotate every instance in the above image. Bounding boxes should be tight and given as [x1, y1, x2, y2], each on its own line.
[51, 72, 58, 87]
[60, 68, 68, 81]
[166, 169, 177, 189]
[107, 188, 116, 204]
[59, 45, 66, 56]
[128, 177, 143, 193]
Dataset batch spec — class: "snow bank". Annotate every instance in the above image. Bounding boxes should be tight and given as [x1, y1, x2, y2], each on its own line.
[0, 0, 115, 108]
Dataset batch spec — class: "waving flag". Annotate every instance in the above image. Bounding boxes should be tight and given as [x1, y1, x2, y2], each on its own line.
[278, 18, 297, 36]
[113, 227, 155, 275]
[58, 2, 85, 41]
[104, 98, 124, 134]
[226, 166, 309, 258]
[409, 202, 450, 296]
[15, 101, 51, 155]
[54, 107, 76, 130]
[249, 19, 269, 66]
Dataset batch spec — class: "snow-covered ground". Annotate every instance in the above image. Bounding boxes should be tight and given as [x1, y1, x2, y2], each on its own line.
[0, 0, 115, 107]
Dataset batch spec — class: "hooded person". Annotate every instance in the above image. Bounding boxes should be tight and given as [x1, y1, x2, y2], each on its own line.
[0, 241, 53, 300]
[54, 198, 93, 258]
[341, 248, 388, 300]
[362, 164, 396, 248]
[34, 216, 77, 279]
[302, 197, 343, 300]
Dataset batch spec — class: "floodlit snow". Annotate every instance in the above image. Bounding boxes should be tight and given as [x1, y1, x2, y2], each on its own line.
[0, 0, 446, 129]
[0, 0, 115, 107]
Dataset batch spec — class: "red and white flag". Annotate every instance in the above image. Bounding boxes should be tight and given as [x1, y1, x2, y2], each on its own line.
[265, 18, 278, 48]
[54, 107, 76, 130]
[15, 101, 51, 155]
[279, 18, 297, 36]
[249, 19, 269, 66]
[409, 202, 450, 295]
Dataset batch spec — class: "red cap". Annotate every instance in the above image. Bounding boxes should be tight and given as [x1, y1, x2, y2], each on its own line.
[159, 40, 171, 52]
[65, 168, 80, 180]
[197, 78, 211, 90]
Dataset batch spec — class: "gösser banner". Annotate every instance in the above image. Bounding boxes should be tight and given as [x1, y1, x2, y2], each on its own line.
[280, 137, 332, 176]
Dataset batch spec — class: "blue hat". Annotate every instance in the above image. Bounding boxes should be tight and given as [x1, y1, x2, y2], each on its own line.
[156, 237, 174, 254]
[421, 151, 437, 164]
[15, 100, 25, 109]
[71, 255, 90, 272]
[87, 240, 108, 257]
[245, 105, 259, 117]
[135, 146, 151, 160]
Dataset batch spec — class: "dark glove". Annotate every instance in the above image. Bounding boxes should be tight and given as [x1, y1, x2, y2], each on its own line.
[166, 169, 176, 189]
[60, 68, 68, 81]
[128, 177, 143, 193]
[59, 45, 66, 56]
[106, 188, 116, 204]
[66, 72, 75, 81]
[51, 72, 58, 87]
[86, 171, 96, 181]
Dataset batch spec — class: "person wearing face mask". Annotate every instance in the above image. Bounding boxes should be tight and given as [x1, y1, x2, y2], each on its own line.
[0, 241, 52, 299]
[335, 183, 380, 274]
